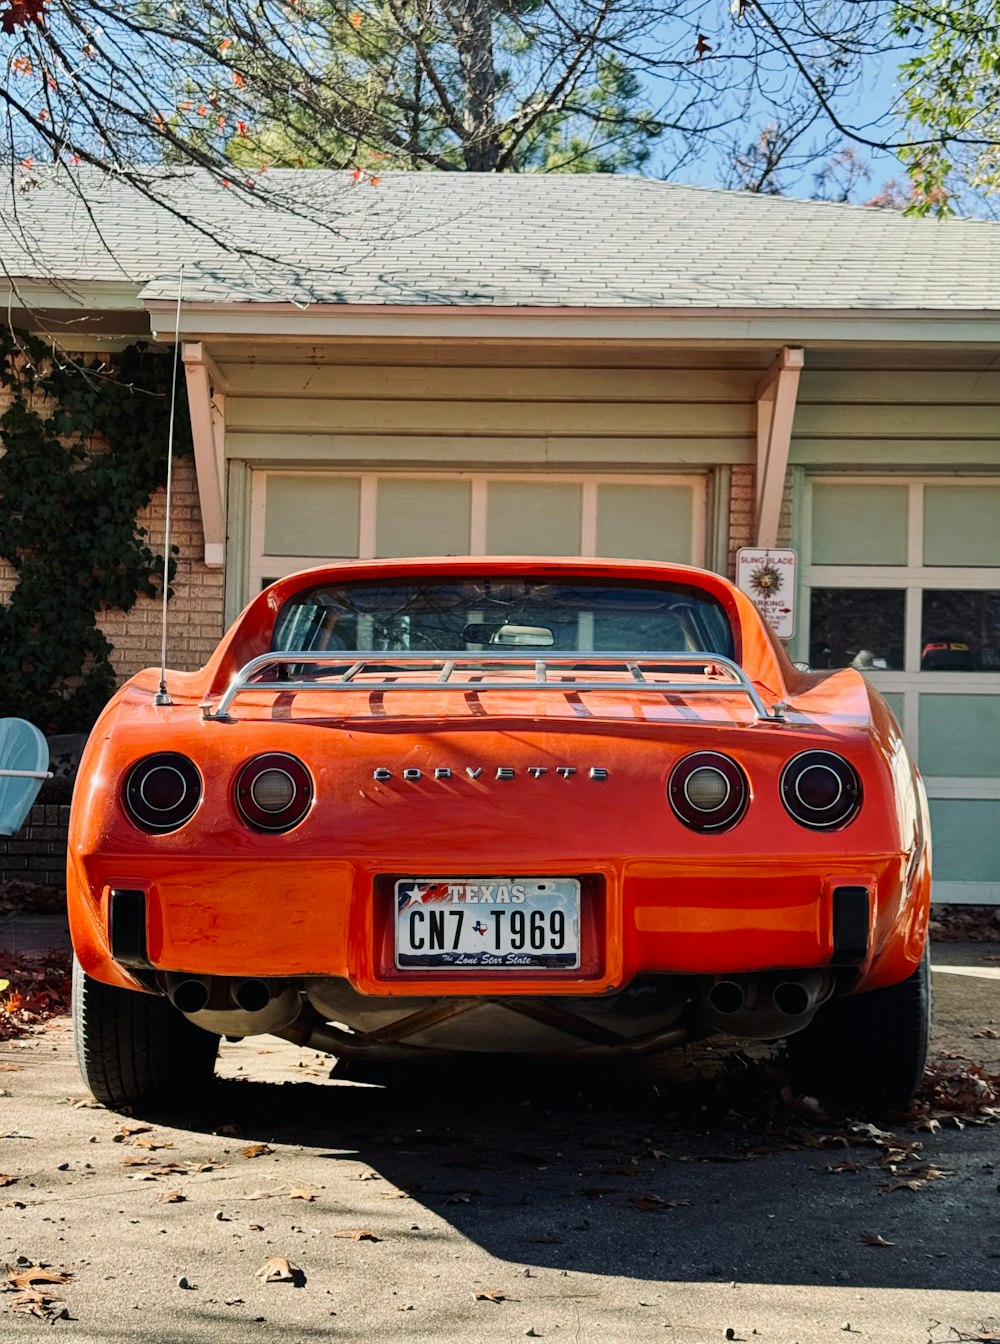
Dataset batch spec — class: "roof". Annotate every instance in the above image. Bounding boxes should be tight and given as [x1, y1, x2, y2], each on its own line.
[5, 166, 1000, 311]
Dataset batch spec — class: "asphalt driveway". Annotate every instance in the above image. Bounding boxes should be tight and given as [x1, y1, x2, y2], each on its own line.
[1, 945, 998, 1343]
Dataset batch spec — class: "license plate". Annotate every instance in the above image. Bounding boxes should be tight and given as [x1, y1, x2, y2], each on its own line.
[394, 877, 581, 970]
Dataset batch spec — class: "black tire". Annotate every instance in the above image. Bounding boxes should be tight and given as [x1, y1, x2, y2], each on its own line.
[785, 944, 931, 1114]
[73, 959, 219, 1112]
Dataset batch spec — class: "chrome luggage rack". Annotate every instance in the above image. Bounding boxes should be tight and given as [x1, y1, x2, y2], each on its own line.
[201, 650, 787, 723]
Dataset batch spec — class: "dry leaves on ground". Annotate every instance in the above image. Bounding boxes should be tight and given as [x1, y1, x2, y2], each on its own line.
[0, 951, 72, 1042]
[474, 1289, 512, 1303]
[333, 1228, 381, 1242]
[860, 1232, 895, 1247]
[3, 1261, 73, 1320]
[629, 1193, 690, 1213]
[157, 1190, 186, 1203]
[254, 1256, 305, 1287]
[288, 1188, 314, 1201]
[242, 1144, 274, 1159]
[914, 1057, 1000, 1125]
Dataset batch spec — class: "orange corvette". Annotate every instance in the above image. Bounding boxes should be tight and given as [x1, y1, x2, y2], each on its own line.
[68, 558, 931, 1113]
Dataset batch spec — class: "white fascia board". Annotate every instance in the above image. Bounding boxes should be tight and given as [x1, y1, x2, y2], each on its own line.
[143, 303, 1000, 345]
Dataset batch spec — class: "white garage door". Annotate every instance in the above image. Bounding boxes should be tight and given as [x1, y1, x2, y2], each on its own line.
[249, 471, 708, 592]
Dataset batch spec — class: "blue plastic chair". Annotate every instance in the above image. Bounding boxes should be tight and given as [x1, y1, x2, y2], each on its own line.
[0, 718, 52, 837]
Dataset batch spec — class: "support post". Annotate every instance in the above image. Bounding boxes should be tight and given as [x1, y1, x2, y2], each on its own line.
[181, 342, 227, 567]
[755, 346, 804, 549]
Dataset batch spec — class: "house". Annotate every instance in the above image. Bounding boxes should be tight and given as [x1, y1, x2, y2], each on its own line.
[3, 168, 1000, 902]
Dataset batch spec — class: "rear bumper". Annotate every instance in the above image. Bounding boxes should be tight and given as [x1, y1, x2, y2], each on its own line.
[68, 848, 929, 997]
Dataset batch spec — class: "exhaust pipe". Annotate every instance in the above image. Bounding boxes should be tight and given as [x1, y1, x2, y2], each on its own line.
[701, 970, 834, 1039]
[167, 977, 211, 1014]
[707, 979, 746, 1016]
[772, 971, 832, 1019]
[231, 978, 271, 1013]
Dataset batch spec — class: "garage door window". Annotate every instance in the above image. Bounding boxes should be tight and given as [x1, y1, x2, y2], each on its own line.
[801, 477, 1000, 904]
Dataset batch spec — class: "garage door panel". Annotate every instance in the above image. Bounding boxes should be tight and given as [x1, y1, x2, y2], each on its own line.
[927, 799, 1000, 882]
[376, 479, 471, 558]
[919, 695, 1000, 778]
[264, 474, 360, 558]
[486, 481, 582, 556]
[596, 484, 692, 563]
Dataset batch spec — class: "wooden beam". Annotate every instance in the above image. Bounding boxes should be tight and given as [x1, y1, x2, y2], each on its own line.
[181, 341, 227, 567]
[755, 346, 804, 548]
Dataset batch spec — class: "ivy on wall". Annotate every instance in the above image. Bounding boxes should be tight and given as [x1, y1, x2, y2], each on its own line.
[0, 334, 192, 734]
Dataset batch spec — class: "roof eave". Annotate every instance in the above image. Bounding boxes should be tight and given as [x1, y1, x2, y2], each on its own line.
[142, 300, 1000, 346]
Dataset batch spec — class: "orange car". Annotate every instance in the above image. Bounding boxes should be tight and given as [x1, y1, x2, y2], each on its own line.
[68, 558, 931, 1113]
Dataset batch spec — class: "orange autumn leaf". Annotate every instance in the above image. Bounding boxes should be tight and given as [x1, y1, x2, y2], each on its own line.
[233, 71, 244, 87]
[350, 10, 361, 26]
[218, 37, 232, 52]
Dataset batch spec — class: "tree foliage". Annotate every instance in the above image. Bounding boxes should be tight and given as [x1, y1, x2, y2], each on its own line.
[0, 1, 929, 205]
[891, 1, 1000, 212]
[0, 337, 190, 733]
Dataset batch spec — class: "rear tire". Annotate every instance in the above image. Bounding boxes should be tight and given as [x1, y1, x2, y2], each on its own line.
[73, 959, 219, 1112]
[785, 944, 931, 1114]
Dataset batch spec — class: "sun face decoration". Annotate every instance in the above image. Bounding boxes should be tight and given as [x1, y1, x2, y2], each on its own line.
[749, 561, 783, 598]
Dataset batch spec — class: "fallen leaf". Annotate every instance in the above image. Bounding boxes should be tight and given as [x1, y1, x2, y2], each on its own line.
[242, 1144, 274, 1159]
[860, 1232, 895, 1247]
[826, 1162, 863, 1174]
[473, 1288, 511, 1302]
[117, 1123, 152, 1137]
[132, 1138, 173, 1151]
[150, 1164, 185, 1175]
[879, 1179, 926, 1193]
[6, 1264, 73, 1290]
[333, 1228, 380, 1242]
[157, 1190, 186, 1203]
[0, 1175, 18, 1187]
[254, 1255, 305, 1286]
[629, 1194, 668, 1212]
[121, 1155, 154, 1167]
[288, 1188, 314, 1201]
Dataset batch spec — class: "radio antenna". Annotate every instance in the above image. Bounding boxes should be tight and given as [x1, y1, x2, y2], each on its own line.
[154, 266, 185, 707]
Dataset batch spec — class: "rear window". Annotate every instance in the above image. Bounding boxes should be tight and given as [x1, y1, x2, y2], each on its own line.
[272, 578, 735, 659]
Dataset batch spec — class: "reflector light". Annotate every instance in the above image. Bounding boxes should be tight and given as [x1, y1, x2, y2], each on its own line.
[780, 751, 861, 830]
[235, 753, 313, 832]
[123, 754, 201, 833]
[669, 752, 748, 832]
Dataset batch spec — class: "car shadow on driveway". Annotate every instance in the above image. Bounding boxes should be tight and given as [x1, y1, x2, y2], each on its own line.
[153, 1047, 1000, 1294]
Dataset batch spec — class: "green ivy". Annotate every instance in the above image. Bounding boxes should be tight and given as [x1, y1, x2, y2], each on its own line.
[0, 334, 192, 734]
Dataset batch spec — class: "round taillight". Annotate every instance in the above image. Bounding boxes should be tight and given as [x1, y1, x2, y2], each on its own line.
[235, 753, 313, 833]
[780, 750, 861, 830]
[668, 751, 748, 832]
[123, 753, 202, 833]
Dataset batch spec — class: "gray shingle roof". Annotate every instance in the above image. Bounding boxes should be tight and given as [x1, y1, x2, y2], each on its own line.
[4, 166, 1000, 311]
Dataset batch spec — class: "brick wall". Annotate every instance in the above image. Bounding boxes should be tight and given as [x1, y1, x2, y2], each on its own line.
[726, 463, 793, 578]
[0, 803, 71, 889]
[98, 455, 225, 680]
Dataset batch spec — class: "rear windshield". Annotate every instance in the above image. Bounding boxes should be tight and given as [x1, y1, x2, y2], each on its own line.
[272, 578, 735, 659]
